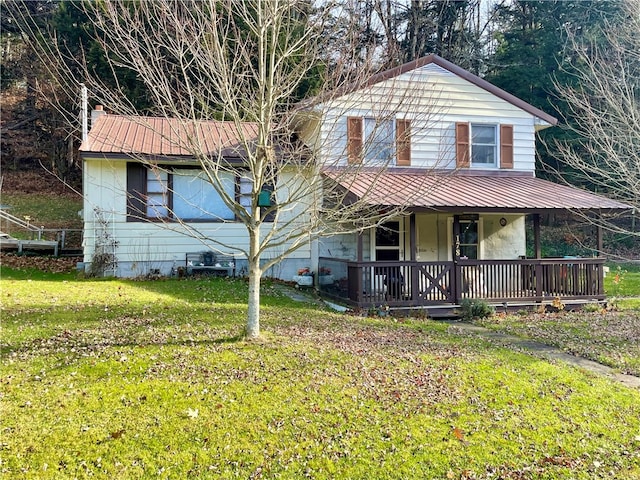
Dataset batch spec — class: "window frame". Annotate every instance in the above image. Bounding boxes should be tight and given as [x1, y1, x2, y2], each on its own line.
[170, 168, 236, 221]
[127, 163, 274, 223]
[363, 117, 396, 163]
[458, 218, 480, 259]
[470, 123, 498, 168]
[347, 116, 411, 166]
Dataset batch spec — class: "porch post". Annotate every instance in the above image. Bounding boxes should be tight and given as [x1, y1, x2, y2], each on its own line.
[409, 214, 416, 261]
[452, 215, 462, 303]
[596, 223, 603, 255]
[597, 221, 604, 296]
[409, 213, 417, 303]
[356, 232, 363, 304]
[533, 213, 543, 299]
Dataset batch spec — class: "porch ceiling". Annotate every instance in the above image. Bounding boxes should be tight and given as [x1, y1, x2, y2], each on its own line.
[322, 168, 632, 213]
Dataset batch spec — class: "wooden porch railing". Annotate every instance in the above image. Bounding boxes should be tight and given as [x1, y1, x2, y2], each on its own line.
[317, 257, 605, 308]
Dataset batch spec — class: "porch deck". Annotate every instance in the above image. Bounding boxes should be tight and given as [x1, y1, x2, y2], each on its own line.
[317, 257, 605, 310]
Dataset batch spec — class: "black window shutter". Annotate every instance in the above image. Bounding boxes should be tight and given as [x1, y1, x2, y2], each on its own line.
[126, 162, 146, 222]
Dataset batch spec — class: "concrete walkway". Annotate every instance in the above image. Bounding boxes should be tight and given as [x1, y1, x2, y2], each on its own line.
[447, 321, 640, 390]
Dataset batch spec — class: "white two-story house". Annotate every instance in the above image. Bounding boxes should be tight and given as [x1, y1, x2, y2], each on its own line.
[80, 55, 629, 310]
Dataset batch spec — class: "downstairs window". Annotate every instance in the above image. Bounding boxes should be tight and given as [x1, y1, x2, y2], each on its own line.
[127, 163, 272, 222]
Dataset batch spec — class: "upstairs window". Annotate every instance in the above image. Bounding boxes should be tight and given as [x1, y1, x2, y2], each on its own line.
[456, 122, 513, 169]
[347, 117, 411, 166]
[470, 124, 497, 167]
[363, 118, 395, 162]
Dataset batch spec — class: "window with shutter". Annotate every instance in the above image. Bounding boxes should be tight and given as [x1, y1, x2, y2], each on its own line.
[457, 123, 511, 169]
[125, 163, 275, 222]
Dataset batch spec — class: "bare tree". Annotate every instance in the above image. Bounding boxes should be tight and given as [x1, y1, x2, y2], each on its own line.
[552, 0, 639, 238]
[13, 0, 447, 338]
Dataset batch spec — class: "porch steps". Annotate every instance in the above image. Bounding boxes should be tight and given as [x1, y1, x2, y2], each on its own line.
[391, 298, 606, 319]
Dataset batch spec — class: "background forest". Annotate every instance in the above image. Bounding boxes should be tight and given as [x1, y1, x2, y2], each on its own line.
[1, 0, 638, 233]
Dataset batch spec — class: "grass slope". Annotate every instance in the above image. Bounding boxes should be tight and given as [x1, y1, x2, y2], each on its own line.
[1, 270, 639, 479]
[0, 193, 82, 231]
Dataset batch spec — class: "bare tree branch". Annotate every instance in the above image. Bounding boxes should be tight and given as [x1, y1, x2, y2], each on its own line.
[551, 0, 639, 239]
[12, 0, 449, 338]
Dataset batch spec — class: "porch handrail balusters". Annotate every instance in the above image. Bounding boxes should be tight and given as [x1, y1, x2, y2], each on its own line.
[318, 257, 605, 309]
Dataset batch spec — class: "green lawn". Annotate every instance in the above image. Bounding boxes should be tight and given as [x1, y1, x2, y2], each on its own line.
[605, 263, 640, 299]
[473, 263, 640, 377]
[1, 269, 639, 479]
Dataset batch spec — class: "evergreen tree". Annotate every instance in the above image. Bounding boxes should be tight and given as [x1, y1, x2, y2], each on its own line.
[484, 0, 623, 182]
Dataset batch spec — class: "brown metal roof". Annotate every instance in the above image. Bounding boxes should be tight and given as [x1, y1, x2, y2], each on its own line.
[323, 168, 631, 212]
[80, 114, 258, 157]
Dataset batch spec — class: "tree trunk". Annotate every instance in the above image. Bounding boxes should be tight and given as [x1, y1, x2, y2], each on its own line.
[245, 229, 262, 339]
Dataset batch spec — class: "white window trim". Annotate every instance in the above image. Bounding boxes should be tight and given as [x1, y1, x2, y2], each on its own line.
[370, 218, 405, 261]
[470, 123, 498, 168]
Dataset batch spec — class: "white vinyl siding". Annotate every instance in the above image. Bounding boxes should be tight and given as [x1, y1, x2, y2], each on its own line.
[82, 159, 312, 278]
[317, 63, 539, 172]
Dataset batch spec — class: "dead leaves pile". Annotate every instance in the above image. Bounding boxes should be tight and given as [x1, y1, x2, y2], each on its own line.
[1, 253, 80, 273]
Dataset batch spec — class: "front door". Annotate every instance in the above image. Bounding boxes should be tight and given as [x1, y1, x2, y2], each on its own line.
[452, 214, 482, 301]
[453, 215, 479, 260]
[373, 221, 404, 299]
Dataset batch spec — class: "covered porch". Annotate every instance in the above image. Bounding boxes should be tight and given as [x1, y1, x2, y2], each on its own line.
[317, 256, 606, 311]
[317, 170, 631, 312]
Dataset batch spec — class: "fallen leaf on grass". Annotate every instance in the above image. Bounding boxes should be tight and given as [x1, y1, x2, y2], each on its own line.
[452, 427, 466, 442]
[186, 408, 199, 419]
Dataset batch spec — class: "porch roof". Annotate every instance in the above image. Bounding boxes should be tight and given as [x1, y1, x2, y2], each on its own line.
[322, 168, 632, 213]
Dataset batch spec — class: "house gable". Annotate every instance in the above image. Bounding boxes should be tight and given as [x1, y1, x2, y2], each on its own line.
[360, 55, 557, 127]
[311, 55, 556, 173]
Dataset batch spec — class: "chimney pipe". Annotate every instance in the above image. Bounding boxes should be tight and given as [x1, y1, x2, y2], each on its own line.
[81, 84, 88, 144]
